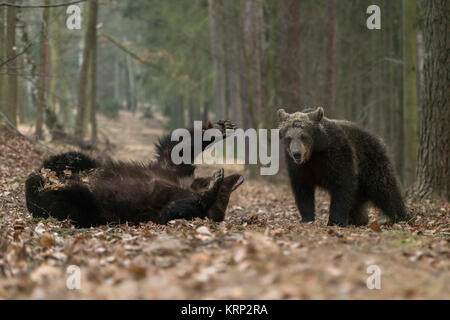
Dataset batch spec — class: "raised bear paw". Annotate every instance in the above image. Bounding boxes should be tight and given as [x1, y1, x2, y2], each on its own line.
[212, 120, 236, 137]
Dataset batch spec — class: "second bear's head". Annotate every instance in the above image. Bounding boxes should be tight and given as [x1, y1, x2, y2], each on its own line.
[277, 107, 325, 165]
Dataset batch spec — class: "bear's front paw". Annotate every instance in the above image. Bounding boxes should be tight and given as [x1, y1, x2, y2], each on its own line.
[209, 168, 224, 190]
[300, 217, 315, 223]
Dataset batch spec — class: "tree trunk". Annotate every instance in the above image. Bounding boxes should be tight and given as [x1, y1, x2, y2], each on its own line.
[224, 0, 242, 125]
[402, 0, 419, 186]
[90, 0, 98, 143]
[0, 8, 6, 114]
[279, 0, 301, 112]
[5, 1, 18, 126]
[208, 0, 226, 120]
[36, 1, 50, 139]
[416, 0, 450, 200]
[75, 0, 97, 139]
[241, 0, 263, 128]
[324, 0, 337, 117]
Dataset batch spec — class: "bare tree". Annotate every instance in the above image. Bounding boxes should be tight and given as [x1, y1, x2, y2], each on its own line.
[36, 0, 50, 139]
[0, 8, 6, 113]
[75, 0, 97, 139]
[279, 0, 301, 112]
[5, 0, 17, 126]
[90, 0, 98, 143]
[402, 0, 419, 185]
[416, 0, 450, 200]
[208, 0, 226, 120]
[324, 0, 337, 117]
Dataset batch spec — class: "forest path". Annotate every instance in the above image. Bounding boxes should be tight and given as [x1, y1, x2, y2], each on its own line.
[97, 109, 167, 162]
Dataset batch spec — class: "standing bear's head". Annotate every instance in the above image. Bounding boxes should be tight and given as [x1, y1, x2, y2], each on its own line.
[277, 107, 325, 165]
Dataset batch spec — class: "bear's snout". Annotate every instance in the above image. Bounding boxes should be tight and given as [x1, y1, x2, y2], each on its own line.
[292, 150, 302, 160]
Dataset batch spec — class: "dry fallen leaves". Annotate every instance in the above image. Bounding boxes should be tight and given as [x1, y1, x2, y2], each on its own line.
[0, 123, 449, 299]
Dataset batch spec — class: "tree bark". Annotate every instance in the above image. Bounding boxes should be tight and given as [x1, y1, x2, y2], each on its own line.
[36, 1, 50, 139]
[75, 0, 97, 139]
[5, 1, 18, 126]
[241, 0, 264, 128]
[208, 0, 227, 120]
[224, 0, 242, 125]
[0, 8, 6, 115]
[324, 0, 337, 117]
[416, 0, 450, 200]
[402, 0, 419, 186]
[90, 0, 98, 143]
[279, 0, 301, 112]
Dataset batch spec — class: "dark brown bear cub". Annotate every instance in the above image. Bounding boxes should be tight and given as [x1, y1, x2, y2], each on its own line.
[25, 120, 244, 228]
[278, 107, 409, 227]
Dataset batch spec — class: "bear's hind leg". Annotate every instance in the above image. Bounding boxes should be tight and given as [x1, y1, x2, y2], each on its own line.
[26, 173, 104, 228]
[198, 168, 224, 208]
[159, 192, 205, 224]
[206, 174, 244, 222]
[42, 152, 99, 176]
[370, 187, 409, 223]
[158, 169, 226, 224]
[348, 199, 369, 226]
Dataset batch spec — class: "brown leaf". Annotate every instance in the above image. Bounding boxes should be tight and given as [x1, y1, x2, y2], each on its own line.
[369, 221, 382, 232]
[40, 233, 54, 248]
[128, 264, 147, 280]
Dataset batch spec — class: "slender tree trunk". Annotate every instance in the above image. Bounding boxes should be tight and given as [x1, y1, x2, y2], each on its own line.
[36, 1, 50, 139]
[279, 0, 301, 112]
[416, 29, 424, 121]
[125, 53, 136, 113]
[0, 8, 6, 114]
[5, 1, 18, 126]
[208, 0, 226, 120]
[48, 9, 61, 114]
[90, 0, 98, 143]
[252, 0, 264, 126]
[224, 0, 242, 125]
[402, 0, 419, 186]
[75, 0, 97, 139]
[416, 0, 450, 200]
[324, 0, 337, 117]
[17, 54, 25, 122]
[241, 0, 263, 128]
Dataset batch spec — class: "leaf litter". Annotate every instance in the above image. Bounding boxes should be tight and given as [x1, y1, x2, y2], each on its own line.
[0, 124, 449, 299]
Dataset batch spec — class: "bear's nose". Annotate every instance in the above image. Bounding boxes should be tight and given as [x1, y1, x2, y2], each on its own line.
[293, 150, 301, 160]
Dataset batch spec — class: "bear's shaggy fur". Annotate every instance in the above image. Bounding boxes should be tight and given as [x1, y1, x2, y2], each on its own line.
[25, 121, 244, 228]
[278, 107, 409, 226]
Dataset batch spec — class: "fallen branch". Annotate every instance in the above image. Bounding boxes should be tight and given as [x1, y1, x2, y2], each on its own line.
[98, 34, 163, 72]
[0, 110, 53, 154]
[0, 43, 33, 68]
[0, 0, 86, 8]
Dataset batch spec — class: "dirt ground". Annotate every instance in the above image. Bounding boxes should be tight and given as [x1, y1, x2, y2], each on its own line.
[0, 112, 449, 299]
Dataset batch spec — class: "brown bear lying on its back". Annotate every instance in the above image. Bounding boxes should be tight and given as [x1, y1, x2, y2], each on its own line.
[278, 107, 409, 227]
[25, 121, 244, 228]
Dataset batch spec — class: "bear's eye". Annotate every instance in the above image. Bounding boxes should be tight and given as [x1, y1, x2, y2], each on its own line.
[286, 137, 292, 143]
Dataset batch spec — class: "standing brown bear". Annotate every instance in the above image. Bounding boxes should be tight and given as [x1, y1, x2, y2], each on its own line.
[277, 107, 409, 227]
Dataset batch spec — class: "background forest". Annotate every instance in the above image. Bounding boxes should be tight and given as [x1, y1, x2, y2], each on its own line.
[0, 0, 448, 300]
[0, 0, 448, 197]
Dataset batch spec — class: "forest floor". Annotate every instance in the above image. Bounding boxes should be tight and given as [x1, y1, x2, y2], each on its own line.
[0, 111, 449, 299]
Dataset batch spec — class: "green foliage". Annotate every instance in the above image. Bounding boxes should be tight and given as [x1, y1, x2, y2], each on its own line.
[140, 106, 154, 119]
[98, 98, 122, 119]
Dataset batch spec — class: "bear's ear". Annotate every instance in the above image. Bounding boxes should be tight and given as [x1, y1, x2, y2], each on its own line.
[309, 107, 324, 123]
[277, 108, 289, 122]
